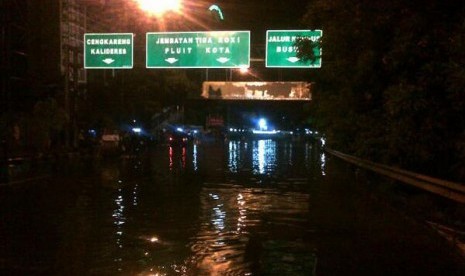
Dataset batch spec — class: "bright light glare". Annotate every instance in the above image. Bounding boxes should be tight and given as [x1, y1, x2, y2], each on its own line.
[134, 0, 182, 16]
[258, 118, 267, 131]
[239, 67, 249, 74]
[252, 130, 278, 135]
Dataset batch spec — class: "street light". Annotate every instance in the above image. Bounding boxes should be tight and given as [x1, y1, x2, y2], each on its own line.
[133, 0, 182, 17]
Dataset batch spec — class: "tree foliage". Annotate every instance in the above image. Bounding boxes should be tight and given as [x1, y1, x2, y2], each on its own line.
[300, 0, 465, 181]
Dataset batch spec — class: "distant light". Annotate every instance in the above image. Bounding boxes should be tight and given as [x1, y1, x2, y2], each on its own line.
[176, 127, 184, 132]
[132, 127, 142, 133]
[252, 130, 279, 135]
[258, 118, 267, 131]
[134, 0, 181, 16]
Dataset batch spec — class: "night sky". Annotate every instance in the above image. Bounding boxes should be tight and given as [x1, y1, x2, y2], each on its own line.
[212, 0, 310, 43]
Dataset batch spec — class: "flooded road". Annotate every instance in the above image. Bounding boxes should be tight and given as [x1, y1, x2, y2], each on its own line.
[1, 139, 464, 275]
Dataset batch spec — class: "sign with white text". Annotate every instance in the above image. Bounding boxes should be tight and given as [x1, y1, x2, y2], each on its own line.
[84, 33, 133, 69]
[266, 30, 322, 68]
[146, 31, 250, 68]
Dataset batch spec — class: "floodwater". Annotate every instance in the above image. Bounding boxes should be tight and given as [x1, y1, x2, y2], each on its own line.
[1, 139, 464, 275]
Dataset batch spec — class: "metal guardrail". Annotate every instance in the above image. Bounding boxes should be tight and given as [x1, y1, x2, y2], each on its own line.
[325, 148, 465, 204]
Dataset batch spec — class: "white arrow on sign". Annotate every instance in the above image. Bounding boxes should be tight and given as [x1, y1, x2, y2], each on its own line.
[216, 57, 230, 64]
[102, 58, 115, 64]
[165, 57, 179, 64]
[287, 57, 300, 63]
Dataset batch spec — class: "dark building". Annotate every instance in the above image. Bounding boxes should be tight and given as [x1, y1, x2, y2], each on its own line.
[0, 0, 95, 154]
[1, 0, 30, 114]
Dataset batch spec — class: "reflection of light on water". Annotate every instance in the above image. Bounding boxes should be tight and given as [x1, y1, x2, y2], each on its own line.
[113, 188, 125, 270]
[169, 146, 173, 170]
[228, 140, 240, 172]
[212, 205, 225, 231]
[252, 139, 277, 174]
[136, 234, 190, 275]
[237, 193, 247, 233]
[182, 146, 186, 169]
[305, 143, 311, 169]
[133, 184, 138, 206]
[210, 193, 225, 231]
[284, 142, 293, 165]
[113, 191, 125, 228]
[258, 140, 265, 173]
[193, 144, 198, 171]
[320, 152, 326, 176]
[189, 188, 252, 275]
[190, 185, 311, 275]
[169, 146, 187, 171]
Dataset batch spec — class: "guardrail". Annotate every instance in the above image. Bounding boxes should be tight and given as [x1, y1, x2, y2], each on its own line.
[325, 148, 465, 204]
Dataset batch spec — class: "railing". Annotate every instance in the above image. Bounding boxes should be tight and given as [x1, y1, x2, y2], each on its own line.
[325, 148, 465, 204]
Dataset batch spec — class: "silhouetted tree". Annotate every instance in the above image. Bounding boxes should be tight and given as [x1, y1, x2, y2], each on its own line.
[299, 0, 465, 181]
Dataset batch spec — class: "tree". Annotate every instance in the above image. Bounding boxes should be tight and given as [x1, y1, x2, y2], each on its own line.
[299, 0, 465, 181]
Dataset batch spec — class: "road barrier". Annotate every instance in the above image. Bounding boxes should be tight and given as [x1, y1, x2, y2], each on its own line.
[325, 148, 465, 204]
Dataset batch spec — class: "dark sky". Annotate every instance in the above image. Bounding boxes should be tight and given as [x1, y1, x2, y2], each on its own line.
[112, 0, 310, 45]
[219, 0, 310, 43]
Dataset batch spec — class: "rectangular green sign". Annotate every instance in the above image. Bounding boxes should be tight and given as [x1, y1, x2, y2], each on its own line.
[84, 33, 133, 69]
[146, 31, 250, 68]
[266, 30, 322, 68]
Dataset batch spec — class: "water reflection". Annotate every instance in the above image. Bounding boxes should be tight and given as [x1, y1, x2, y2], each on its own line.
[193, 144, 199, 171]
[188, 140, 319, 274]
[320, 152, 326, 176]
[182, 147, 187, 169]
[228, 139, 319, 176]
[236, 193, 247, 233]
[228, 140, 240, 173]
[113, 188, 125, 271]
[227, 139, 282, 175]
[169, 146, 174, 170]
[188, 183, 314, 275]
[190, 186, 252, 275]
[133, 184, 139, 206]
[252, 140, 277, 174]
[169, 146, 187, 171]
[89, 140, 320, 274]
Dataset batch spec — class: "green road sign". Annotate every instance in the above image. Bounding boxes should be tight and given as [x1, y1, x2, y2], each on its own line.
[84, 33, 133, 69]
[146, 31, 250, 68]
[266, 30, 322, 68]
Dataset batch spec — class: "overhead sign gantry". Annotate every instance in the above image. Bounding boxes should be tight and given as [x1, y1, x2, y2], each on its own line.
[146, 31, 250, 68]
[266, 30, 322, 68]
[84, 33, 134, 69]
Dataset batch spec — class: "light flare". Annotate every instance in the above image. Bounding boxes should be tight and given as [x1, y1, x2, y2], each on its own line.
[134, 0, 182, 16]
